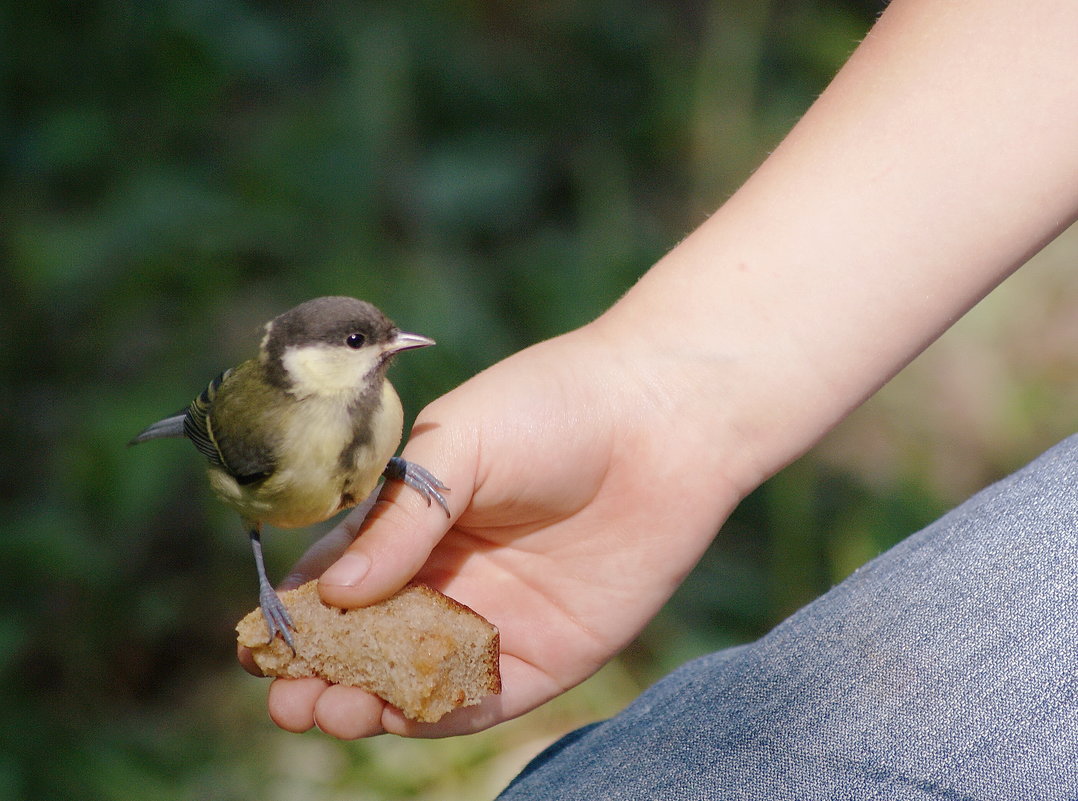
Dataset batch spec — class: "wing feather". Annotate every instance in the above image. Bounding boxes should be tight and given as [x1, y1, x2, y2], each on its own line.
[183, 370, 229, 466]
[184, 367, 277, 485]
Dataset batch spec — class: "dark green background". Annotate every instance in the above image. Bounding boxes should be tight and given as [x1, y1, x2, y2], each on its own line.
[6, 2, 1075, 798]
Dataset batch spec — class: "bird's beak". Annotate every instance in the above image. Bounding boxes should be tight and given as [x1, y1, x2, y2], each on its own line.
[384, 330, 436, 356]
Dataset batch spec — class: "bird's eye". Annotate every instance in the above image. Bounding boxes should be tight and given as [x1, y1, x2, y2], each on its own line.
[346, 333, 365, 349]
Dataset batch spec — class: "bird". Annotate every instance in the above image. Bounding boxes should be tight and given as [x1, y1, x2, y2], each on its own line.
[130, 296, 449, 650]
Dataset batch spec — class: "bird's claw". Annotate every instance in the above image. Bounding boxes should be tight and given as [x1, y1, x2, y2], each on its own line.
[385, 456, 451, 517]
[259, 585, 296, 652]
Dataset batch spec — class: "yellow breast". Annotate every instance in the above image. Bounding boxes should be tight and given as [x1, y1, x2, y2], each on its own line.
[209, 381, 404, 528]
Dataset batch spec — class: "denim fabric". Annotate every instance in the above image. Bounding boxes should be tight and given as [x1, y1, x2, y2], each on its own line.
[498, 435, 1078, 800]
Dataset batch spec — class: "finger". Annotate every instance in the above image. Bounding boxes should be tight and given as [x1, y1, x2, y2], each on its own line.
[379, 655, 559, 738]
[313, 685, 387, 739]
[267, 677, 329, 733]
[318, 420, 475, 608]
[237, 643, 263, 676]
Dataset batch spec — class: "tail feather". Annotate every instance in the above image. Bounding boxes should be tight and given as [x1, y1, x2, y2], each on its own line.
[129, 414, 187, 445]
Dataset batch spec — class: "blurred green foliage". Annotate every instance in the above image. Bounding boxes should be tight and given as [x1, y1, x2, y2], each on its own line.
[6, 0, 1076, 798]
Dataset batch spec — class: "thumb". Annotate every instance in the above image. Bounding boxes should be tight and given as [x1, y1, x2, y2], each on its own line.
[317, 423, 473, 608]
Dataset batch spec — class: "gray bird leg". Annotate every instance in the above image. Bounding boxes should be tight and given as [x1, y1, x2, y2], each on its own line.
[384, 457, 450, 517]
[247, 521, 295, 651]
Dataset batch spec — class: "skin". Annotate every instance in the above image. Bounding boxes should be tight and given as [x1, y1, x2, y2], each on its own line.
[242, 0, 1078, 739]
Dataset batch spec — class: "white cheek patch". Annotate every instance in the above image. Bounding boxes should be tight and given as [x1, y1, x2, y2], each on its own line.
[281, 344, 382, 396]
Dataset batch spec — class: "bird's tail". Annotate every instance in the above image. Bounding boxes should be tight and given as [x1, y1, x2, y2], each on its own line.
[128, 413, 187, 445]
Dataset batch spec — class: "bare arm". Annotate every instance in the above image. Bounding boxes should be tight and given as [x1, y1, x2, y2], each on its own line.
[258, 0, 1078, 739]
[607, 0, 1078, 496]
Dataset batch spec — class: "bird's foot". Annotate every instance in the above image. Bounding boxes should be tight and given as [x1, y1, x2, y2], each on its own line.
[384, 456, 450, 517]
[259, 584, 296, 652]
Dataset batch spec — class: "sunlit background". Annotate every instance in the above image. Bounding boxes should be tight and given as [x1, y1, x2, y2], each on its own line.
[4, 1, 1076, 798]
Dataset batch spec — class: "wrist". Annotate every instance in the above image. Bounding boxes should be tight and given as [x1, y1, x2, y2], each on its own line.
[585, 291, 817, 506]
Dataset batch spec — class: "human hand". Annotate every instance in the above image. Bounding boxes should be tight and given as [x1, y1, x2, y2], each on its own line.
[241, 316, 745, 739]
[235, 0, 1078, 748]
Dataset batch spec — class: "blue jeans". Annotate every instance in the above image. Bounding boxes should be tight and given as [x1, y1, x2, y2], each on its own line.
[498, 435, 1078, 799]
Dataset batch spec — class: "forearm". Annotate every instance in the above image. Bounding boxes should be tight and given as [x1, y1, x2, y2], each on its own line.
[599, 0, 1078, 497]
[266, 0, 1078, 739]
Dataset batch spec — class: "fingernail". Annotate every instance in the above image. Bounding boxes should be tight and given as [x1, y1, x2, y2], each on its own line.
[320, 553, 372, 587]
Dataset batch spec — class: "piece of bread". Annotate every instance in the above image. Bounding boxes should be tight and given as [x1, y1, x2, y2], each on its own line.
[236, 581, 501, 723]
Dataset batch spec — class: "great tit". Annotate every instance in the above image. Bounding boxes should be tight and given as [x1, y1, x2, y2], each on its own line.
[130, 296, 449, 649]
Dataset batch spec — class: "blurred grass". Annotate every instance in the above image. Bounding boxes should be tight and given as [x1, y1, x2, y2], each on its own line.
[3, 1, 1076, 799]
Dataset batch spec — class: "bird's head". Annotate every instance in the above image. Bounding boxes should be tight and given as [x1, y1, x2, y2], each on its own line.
[259, 296, 434, 399]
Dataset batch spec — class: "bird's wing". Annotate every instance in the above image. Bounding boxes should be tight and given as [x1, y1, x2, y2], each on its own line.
[183, 370, 230, 467]
[184, 366, 277, 485]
